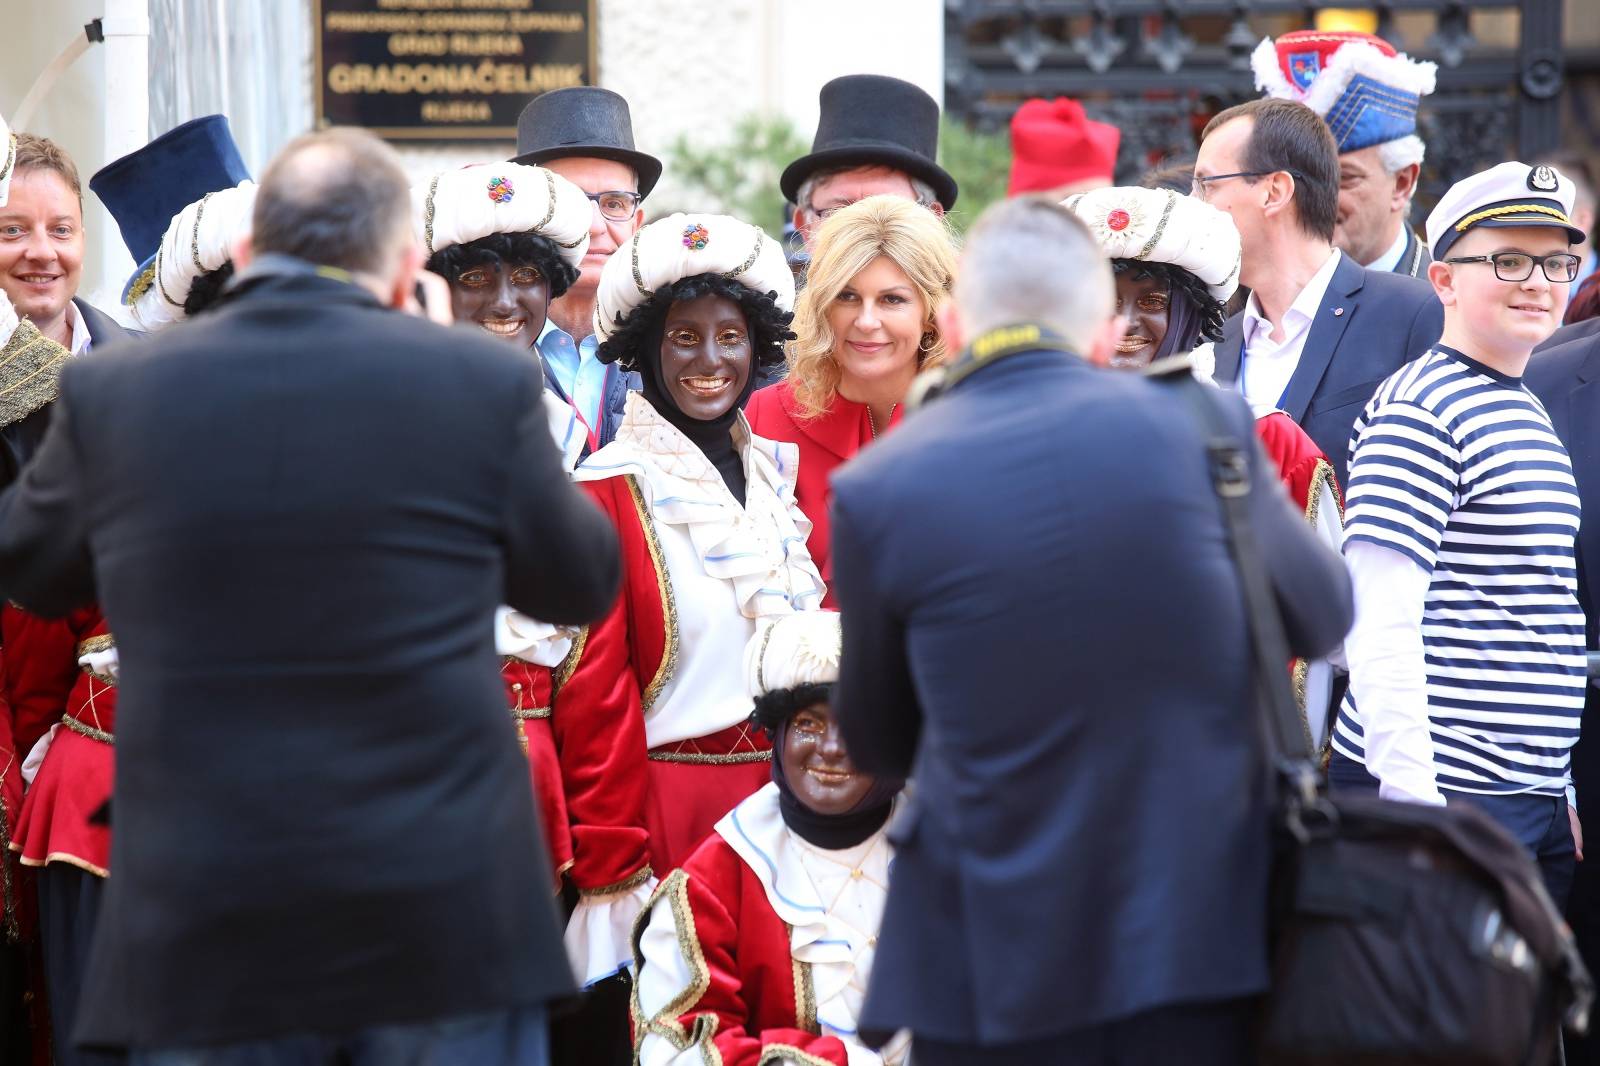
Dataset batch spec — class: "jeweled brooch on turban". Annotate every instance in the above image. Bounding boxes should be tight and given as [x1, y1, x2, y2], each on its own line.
[682, 223, 710, 251]
[487, 175, 514, 204]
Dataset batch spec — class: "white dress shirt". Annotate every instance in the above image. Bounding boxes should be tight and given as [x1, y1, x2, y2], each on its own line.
[1238, 249, 1342, 411]
[1367, 225, 1412, 275]
[64, 300, 93, 355]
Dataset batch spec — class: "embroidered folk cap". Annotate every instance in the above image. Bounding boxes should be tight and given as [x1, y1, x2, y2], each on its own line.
[412, 161, 591, 270]
[1252, 30, 1436, 153]
[1425, 161, 1586, 262]
[1007, 98, 1120, 196]
[1062, 186, 1243, 302]
[592, 213, 794, 343]
[746, 610, 841, 699]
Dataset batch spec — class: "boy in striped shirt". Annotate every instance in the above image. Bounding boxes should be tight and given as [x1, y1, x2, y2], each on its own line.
[1330, 161, 1588, 904]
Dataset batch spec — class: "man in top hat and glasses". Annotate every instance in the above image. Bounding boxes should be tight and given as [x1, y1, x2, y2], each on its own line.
[513, 86, 660, 453]
[782, 74, 958, 250]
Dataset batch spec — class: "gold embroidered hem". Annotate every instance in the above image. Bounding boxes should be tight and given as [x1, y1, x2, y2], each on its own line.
[791, 949, 819, 1034]
[648, 749, 772, 765]
[62, 715, 114, 745]
[581, 864, 653, 898]
[0, 320, 69, 430]
[627, 474, 681, 715]
[16, 852, 109, 879]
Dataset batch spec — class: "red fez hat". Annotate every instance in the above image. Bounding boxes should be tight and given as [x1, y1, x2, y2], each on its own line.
[1007, 97, 1120, 196]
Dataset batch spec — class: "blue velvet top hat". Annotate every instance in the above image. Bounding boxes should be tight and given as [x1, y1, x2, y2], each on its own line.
[781, 74, 958, 210]
[89, 115, 251, 301]
[512, 87, 662, 199]
[1252, 31, 1437, 154]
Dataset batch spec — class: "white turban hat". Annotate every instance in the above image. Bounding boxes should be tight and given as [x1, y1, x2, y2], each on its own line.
[593, 212, 793, 344]
[129, 181, 257, 332]
[745, 610, 842, 699]
[0, 111, 13, 207]
[1063, 186, 1243, 303]
[413, 162, 590, 275]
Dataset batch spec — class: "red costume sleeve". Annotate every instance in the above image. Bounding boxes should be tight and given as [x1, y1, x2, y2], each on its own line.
[551, 476, 659, 894]
[0, 605, 86, 758]
[634, 848, 853, 1066]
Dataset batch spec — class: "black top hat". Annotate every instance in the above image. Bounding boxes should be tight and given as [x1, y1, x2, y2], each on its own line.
[512, 87, 662, 199]
[781, 75, 958, 210]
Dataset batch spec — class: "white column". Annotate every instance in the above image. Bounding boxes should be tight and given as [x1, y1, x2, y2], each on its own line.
[96, 0, 151, 316]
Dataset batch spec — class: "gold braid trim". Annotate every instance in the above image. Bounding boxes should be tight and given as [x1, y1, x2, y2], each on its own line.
[758, 1046, 834, 1066]
[552, 626, 588, 698]
[631, 230, 651, 297]
[0, 133, 14, 189]
[1133, 189, 1179, 262]
[791, 945, 819, 1034]
[0, 755, 19, 941]
[61, 715, 114, 745]
[533, 169, 559, 233]
[626, 475, 680, 716]
[125, 258, 159, 304]
[1303, 457, 1341, 526]
[0, 319, 69, 430]
[630, 868, 712, 1052]
[723, 231, 764, 280]
[511, 705, 551, 721]
[581, 863, 653, 899]
[648, 748, 770, 765]
[78, 634, 115, 657]
[424, 174, 441, 254]
[1454, 204, 1573, 232]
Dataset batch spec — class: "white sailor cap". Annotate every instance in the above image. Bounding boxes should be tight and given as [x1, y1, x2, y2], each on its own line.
[1425, 161, 1586, 262]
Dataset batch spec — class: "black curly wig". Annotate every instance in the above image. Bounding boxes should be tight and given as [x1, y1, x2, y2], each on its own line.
[750, 682, 833, 739]
[595, 273, 794, 374]
[183, 263, 235, 317]
[1111, 258, 1227, 346]
[425, 231, 580, 299]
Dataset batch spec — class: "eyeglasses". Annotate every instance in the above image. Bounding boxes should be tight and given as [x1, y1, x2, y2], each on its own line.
[1190, 170, 1302, 201]
[1444, 251, 1582, 283]
[586, 190, 642, 222]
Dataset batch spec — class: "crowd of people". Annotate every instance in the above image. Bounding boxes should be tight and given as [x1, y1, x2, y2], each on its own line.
[0, 24, 1597, 1066]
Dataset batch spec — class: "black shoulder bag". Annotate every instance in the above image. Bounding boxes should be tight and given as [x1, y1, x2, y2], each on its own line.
[1165, 365, 1594, 1066]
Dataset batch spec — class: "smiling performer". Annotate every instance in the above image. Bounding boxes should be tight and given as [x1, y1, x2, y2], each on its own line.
[746, 196, 956, 603]
[411, 161, 595, 903]
[1330, 162, 1588, 907]
[1065, 185, 1344, 749]
[632, 610, 908, 1066]
[551, 213, 822, 1004]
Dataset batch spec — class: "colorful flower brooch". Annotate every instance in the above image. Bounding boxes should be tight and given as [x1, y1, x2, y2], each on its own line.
[682, 223, 710, 251]
[487, 175, 515, 204]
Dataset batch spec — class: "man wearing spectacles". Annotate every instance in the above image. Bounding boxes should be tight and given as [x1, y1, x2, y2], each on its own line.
[1195, 97, 1442, 489]
[1333, 162, 1588, 912]
[513, 87, 660, 452]
[781, 75, 958, 250]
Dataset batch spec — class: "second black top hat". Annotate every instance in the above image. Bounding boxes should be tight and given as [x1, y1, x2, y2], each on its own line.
[781, 75, 958, 210]
[513, 87, 662, 199]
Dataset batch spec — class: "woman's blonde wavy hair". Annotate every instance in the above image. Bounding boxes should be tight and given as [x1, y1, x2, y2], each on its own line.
[787, 195, 960, 420]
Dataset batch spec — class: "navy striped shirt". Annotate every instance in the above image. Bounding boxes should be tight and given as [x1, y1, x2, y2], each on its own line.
[1331, 345, 1584, 796]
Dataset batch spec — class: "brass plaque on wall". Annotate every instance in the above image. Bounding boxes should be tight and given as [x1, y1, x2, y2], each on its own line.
[313, 0, 596, 139]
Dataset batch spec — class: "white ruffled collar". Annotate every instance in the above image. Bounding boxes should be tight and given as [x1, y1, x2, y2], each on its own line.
[576, 393, 825, 618]
[717, 783, 894, 1042]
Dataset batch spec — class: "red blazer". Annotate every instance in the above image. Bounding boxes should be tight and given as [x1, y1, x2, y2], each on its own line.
[745, 382, 901, 608]
[635, 833, 857, 1066]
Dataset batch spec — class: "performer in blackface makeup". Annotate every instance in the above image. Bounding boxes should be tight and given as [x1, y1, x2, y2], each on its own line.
[632, 610, 907, 1066]
[551, 213, 823, 996]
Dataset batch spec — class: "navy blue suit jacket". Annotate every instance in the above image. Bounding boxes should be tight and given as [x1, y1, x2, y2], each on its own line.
[830, 348, 1352, 1045]
[1212, 252, 1442, 486]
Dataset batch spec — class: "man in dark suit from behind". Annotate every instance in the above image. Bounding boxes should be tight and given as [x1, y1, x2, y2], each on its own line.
[0, 127, 620, 1066]
[1527, 331, 1600, 1064]
[830, 196, 1353, 1065]
[1196, 98, 1442, 486]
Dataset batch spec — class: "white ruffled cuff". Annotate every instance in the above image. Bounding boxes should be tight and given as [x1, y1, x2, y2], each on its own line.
[564, 876, 658, 986]
[494, 606, 575, 667]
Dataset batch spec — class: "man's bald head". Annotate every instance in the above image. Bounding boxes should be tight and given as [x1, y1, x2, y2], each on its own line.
[252, 128, 413, 278]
